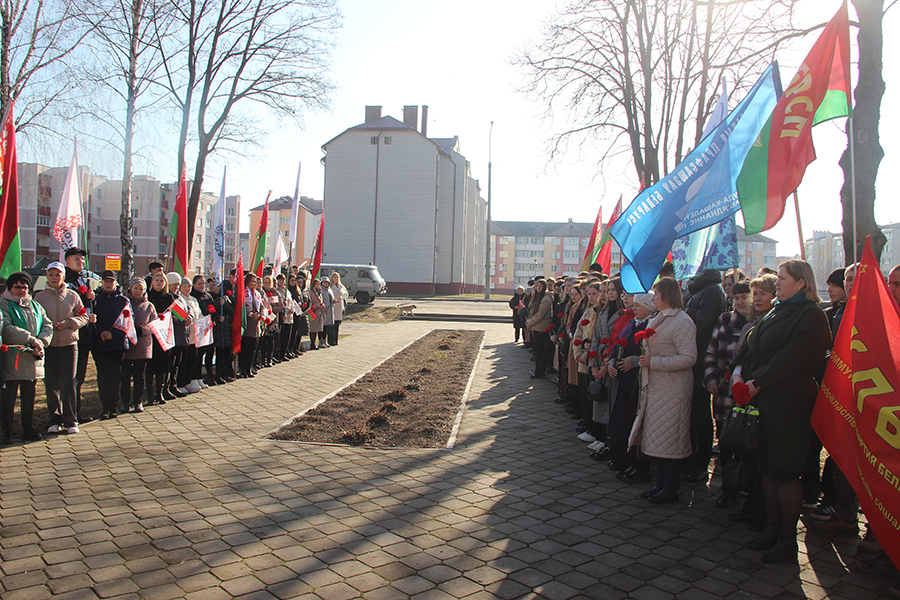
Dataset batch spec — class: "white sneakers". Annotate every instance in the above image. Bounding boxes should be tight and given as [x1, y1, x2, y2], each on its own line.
[67, 425, 80, 434]
[47, 424, 61, 434]
[184, 381, 202, 394]
[577, 432, 596, 443]
[588, 440, 606, 451]
[176, 386, 190, 395]
[196, 380, 209, 390]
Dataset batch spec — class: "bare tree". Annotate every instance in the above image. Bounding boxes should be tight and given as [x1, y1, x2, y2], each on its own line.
[154, 0, 340, 255]
[516, 0, 801, 186]
[86, 0, 167, 281]
[840, 0, 887, 262]
[0, 0, 97, 136]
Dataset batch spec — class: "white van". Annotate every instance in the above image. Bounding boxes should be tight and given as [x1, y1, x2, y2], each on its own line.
[318, 264, 387, 304]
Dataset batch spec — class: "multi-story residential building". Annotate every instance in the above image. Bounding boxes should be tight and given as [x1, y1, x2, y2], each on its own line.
[17, 162, 241, 277]
[736, 225, 778, 277]
[805, 224, 900, 283]
[490, 219, 624, 293]
[321, 105, 487, 294]
[247, 195, 323, 269]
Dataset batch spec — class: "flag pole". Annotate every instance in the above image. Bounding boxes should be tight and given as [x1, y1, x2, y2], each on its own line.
[793, 191, 806, 260]
[848, 116, 858, 265]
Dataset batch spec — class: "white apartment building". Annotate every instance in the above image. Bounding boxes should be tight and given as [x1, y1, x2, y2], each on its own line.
[321, 105, 487, 294]
[805, 224, 900, 285]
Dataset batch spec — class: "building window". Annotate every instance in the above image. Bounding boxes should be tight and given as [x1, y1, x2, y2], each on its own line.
[133, 245, 137, 254]
[132, 208, 139, 218]
[195, 250, 202, 259]
[159, 244, 166, 254]
[227, 223, 234, 231]
[36, 215, 50, 227]
[196, 234, 202, 243]
[227, 253, 233, 261]
[226, 238, 234, 247]
[564, 237, 579, 245]
[384, 136, 392, 145]
[499, 264, 507, 272]
[206, 219, 211, 228]
[199, 203, 204, 211]
[551, 265, 560, 272]
[227, 208, 235, 216]
[370, 136, 378, 145]
[96, 207, 101, 216]
[95, 243, 100, 252]
[96, 226, 101, 234]
[132, 227, 138, 236]
[552, 252, 560, 259]
[196, 218, 203, 227]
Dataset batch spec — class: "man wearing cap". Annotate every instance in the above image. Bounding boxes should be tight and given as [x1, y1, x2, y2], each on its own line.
[63, 247, 97, 423]
[36, 262, 89, 434]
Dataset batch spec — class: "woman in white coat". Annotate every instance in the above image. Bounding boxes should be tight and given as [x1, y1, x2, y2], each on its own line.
[628, 278, 697, 504]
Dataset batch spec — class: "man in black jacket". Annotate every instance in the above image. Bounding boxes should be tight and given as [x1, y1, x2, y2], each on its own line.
[682, 269, 727, 483]
[63, 248, 96, 423]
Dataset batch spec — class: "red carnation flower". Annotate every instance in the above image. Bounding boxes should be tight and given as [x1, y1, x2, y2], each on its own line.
[545, 325, 553, 332]
[635, 331, 646, 342]
[602, 349, 610, 358]
[122, 309, 130, 317]
[557, 312, 564, 318]
[723, 371, 731, 381]
[616, 338, 627, 347]
[207, 305, 216, 313]
[644, 327, 657, 337]
[225, 290, 232, 296]
[588, 351, 598, 359]
[159, 314, 166, 320]
[78, 285, 89, 294]
[265, 318, 272, 325]
[732, 382, 751, 406]
[267, 291, 274, 297]
[0, 344, 7, 352]
[599, 337, 609, 345]
[581, 319, 589, 326]
[573, 339, 583, 347]
[77, 307, 88, 316]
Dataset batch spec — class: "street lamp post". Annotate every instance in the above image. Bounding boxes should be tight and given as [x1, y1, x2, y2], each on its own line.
[484, 121, 493, 300]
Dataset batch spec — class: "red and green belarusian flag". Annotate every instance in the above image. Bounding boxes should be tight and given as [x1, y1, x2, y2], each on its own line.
[580, 205, 602, 272]
[253, 193, 270, 277]
[595, 195, 623, 275]
[170, 164, 189, 276]
[736, 1, 851, 234]
[0, 106, 21, 278]
[170, 300, 189, 321]
[232, 250, 245, 354]
[309, 212, 324, 281]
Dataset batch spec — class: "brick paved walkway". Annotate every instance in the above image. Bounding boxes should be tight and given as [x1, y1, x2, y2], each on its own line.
[1, 313, 896, 599]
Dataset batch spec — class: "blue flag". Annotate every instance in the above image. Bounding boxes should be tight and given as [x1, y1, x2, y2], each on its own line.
[672, 80, 738, 280]
[611, 63, 782, 292]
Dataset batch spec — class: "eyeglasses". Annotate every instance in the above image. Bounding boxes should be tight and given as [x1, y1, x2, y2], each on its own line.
[10, 285, 28, 290]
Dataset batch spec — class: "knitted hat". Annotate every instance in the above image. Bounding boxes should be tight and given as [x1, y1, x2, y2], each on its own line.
[166, 272, 181, 286]
[826, 268, 845, 289]
[633, 291, 656, 312]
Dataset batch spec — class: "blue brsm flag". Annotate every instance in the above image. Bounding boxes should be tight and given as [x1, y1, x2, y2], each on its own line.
[611, 63, 782, 292]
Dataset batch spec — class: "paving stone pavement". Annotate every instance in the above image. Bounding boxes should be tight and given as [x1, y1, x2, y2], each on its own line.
[1, 309, 897, 600]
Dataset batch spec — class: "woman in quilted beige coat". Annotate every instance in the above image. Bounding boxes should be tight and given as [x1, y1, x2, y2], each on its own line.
[629, 278, 697, 504]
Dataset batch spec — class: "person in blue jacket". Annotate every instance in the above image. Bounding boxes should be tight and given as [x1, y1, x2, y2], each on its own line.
[91, 271, 131, 420]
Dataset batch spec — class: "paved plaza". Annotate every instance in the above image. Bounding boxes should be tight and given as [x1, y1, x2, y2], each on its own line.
[0, 302, 896, 599]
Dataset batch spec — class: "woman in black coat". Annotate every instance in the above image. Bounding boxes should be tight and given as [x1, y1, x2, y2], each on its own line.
[509, 286, 526, 342]
[732, 259, 831, 563]
[146, 273, 175, 404]
[91, 272, 130, 420]
[212, 280, 235, 382]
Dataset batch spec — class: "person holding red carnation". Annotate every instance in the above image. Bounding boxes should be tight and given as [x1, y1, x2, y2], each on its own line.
[91, 271, 131, 420]
[191, 275, 216, 387]
[628, 279, 697, 505]
[731, 260, 831, 563]
[36, 262, 89, 435]
[120, 278, 158, 414]
[573, 281, 606, 445]
[508, 286, 527, 342]
[63, 247, 97, 423]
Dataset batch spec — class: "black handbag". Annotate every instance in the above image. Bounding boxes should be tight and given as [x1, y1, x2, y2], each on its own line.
[588, 379, 604, 401]
[719, 404, 764, 455]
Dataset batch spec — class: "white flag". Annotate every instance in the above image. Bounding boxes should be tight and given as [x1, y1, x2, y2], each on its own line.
[147, 311, 175, 351]
[211, 167, 227, 279]
[113, 302, 138, 346]
[54, 141, 83, 259]
[273, 229, 289, 266]
[288, 162, 301, 262]
[193, 315, 214, 348]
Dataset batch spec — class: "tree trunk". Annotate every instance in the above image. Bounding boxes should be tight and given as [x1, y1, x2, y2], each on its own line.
[840, 0, 886, 264]
[119, 0, 142, 283]
[186, 134, 210, 259]
[0, 8, 10, 119]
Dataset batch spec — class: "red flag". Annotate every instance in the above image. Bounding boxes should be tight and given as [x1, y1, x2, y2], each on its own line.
[0, 106, 21, 278]
[812, 237, 900, 568]
[597, 195, 623, 275]
[310, 213, 324, 281]
[232, 251, 245, 353]
[580, 205, 602, 271]
[170, 164, 189, 276]
[253, 193, 270, 277]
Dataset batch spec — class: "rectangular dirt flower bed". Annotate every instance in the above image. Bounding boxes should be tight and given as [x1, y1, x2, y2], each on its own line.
[270, 329, 484, 448]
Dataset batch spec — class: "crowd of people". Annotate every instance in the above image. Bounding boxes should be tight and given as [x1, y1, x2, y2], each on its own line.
[510, 259, 900, 563]
[0, 247, 347, 443]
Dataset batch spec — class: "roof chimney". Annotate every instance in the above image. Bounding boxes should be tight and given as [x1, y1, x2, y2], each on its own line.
[403, 105, 418, 130]
[365, 105, 382, 123]
[421, 105, 428, 138]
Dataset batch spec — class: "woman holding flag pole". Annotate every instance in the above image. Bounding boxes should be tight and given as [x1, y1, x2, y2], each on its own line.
[147, 273, 175, 404]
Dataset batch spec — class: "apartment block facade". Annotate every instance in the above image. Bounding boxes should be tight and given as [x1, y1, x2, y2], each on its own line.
[17, 162, 241, 276]
[805, 224, 900, 285]
[321, 105, 487, 294]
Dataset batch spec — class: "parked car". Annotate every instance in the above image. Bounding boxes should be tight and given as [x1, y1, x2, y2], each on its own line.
[317, 264, 387, 304]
